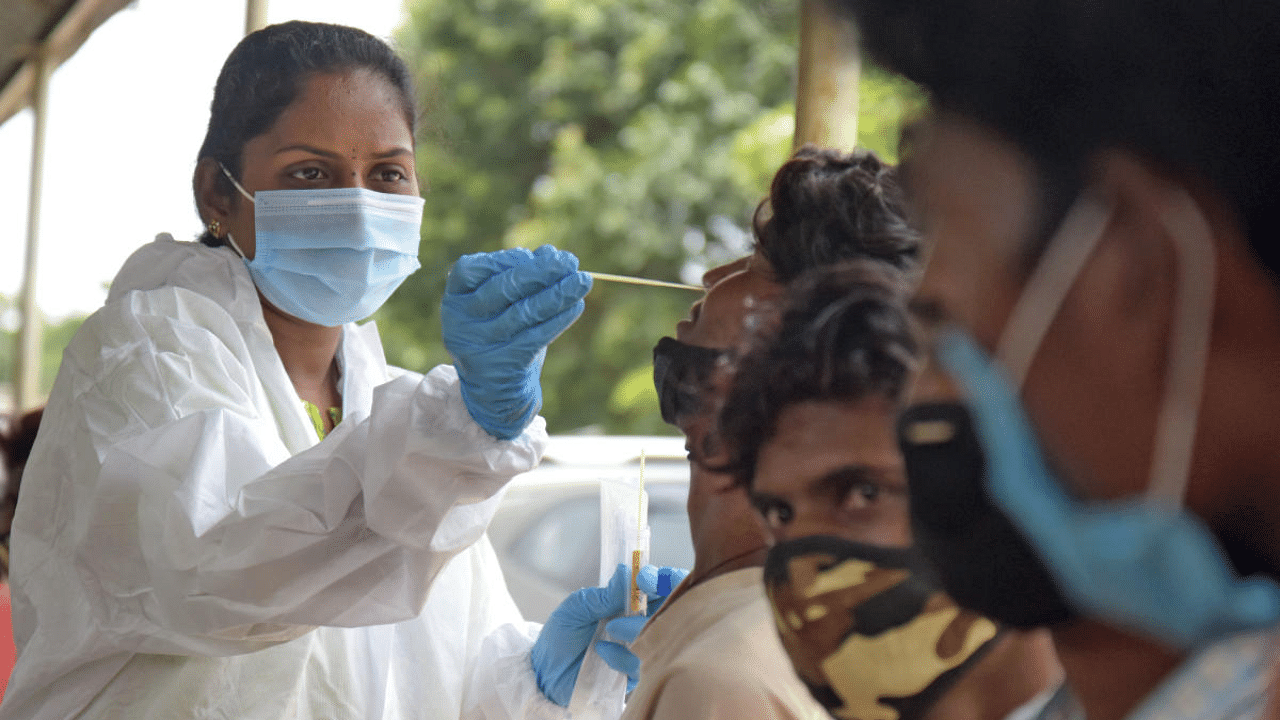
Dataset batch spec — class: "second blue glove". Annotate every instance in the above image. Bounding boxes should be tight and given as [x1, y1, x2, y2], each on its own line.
[531, 563, 690, 706]
[599, 565, 690, 667]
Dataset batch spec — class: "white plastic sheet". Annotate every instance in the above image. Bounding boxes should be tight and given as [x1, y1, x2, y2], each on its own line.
[568, 467, 650, 719]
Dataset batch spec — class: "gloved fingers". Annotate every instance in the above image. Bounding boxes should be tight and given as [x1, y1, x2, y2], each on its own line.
[543, 565, 676, 637]
[604, 614, 648, 645]
[507, 297, 586, 350]
[532, 243, 575, 263]
[554, 564, 628, 628]
[534, 587, 603, 706]
[660, 567, 690, 595]
[593, 640, 641, 682]
[467, 261, 579, 319]
[464, 300, 584, 365]
[577, 562, 632, 620]
[635, 565, 691, 598]
[442, 277, 586, 364]
[481, 270, 591, 333]
[462, 249, 587, 318]
[444, 248, 535, 294]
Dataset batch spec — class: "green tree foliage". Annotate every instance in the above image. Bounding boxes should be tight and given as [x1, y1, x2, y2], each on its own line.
[384, 0, 921, 434]
[0, 295, 86, 406]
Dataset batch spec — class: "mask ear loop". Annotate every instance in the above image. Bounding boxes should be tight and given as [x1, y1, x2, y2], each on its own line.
[1145, 193, 1216, 507]
[218, 162, 256, 203]
[995, 196, 1113, 386]
[993, 186, 1217, 510]
[224, 233, 249, 261]
[216, 163, 255, 261]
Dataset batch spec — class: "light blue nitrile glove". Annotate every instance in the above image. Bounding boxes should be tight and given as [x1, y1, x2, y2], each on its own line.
[598, 565, 690, 683]
[531, 563, 688, 706]
[441, 245, 592, 440]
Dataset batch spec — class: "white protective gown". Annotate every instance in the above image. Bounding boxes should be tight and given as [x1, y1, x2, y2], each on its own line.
[0, 236, 567, 720]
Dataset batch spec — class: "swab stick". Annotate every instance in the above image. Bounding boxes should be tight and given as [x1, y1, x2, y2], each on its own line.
[588, 272, 702, 291]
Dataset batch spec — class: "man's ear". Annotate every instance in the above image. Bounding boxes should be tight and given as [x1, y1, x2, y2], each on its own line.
[193, 157, 234, 228]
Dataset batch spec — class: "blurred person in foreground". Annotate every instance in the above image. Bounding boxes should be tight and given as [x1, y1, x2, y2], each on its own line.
[838, 1, 1280, 719]
[717, 262, 1061, 720]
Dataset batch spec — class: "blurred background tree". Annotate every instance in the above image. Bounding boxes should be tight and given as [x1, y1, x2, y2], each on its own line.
[0, 294, 85, 408]
[377, 0, 921, 434]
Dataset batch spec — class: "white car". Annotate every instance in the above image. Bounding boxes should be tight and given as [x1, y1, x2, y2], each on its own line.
[488, 436, 695, 623]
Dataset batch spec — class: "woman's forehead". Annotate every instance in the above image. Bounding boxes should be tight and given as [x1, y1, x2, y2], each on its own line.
[251, 69, 414, 158]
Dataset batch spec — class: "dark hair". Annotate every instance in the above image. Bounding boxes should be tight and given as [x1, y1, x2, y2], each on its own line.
[716, 262, 919, 489]
[753, 146, 920, 282]
[195, 21, 417, 247]
[840, 0, 1280, 275]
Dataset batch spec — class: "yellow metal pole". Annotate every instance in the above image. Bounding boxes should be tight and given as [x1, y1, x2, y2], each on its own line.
[14, 47, 51, 412]
[794, 0, 861, 151]
[245, 0, 268, 35]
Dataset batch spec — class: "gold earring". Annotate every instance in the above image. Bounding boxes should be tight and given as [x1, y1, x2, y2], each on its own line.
[207, 220, 221, 237]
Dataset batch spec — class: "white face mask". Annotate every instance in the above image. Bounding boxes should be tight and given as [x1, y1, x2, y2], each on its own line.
[219, 164, 424, 327]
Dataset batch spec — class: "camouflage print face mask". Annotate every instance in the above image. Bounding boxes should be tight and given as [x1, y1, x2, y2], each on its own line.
[763, 535, 1001, 720]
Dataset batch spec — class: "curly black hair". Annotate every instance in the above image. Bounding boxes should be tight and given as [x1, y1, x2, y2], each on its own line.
[838, 0, 1280, 274]
[194, 21, 417, 247]
[716, 261, 918, 490]
[753, 146, 920, 281]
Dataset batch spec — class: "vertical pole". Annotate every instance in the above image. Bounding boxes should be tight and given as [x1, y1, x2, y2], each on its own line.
[14, 48, 51, 413]
[245, 0, 268, 35]
[794, 0, 862, 151]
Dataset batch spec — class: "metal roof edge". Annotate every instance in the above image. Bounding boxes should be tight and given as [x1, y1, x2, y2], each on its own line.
[0, 0, 133, 127]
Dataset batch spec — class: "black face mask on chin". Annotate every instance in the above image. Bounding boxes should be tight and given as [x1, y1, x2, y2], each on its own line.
[897, 402, 1079, 630]
[652, 336, 725, 426]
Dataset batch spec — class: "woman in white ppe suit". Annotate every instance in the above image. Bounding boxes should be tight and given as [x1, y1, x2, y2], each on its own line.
[0, 21, 656, 720]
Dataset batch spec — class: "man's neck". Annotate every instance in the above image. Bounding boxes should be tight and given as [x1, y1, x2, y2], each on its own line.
[1052, 621, 1183, 720]
[664, 538, 766, 615]
[689, 540, 768, 585]
[687, 468, 770, 590]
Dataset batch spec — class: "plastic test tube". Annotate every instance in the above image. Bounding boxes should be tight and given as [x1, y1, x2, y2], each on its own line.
[629, 450, 647, 616]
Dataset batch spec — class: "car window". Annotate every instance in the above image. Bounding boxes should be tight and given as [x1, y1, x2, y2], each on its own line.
[514, 496, 600, 589]
[649, 500, 695, 571]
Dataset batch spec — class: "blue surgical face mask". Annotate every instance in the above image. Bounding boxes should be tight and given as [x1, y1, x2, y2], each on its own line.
[219, 164, 424, 327]
[899, 192, 1280, 650]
